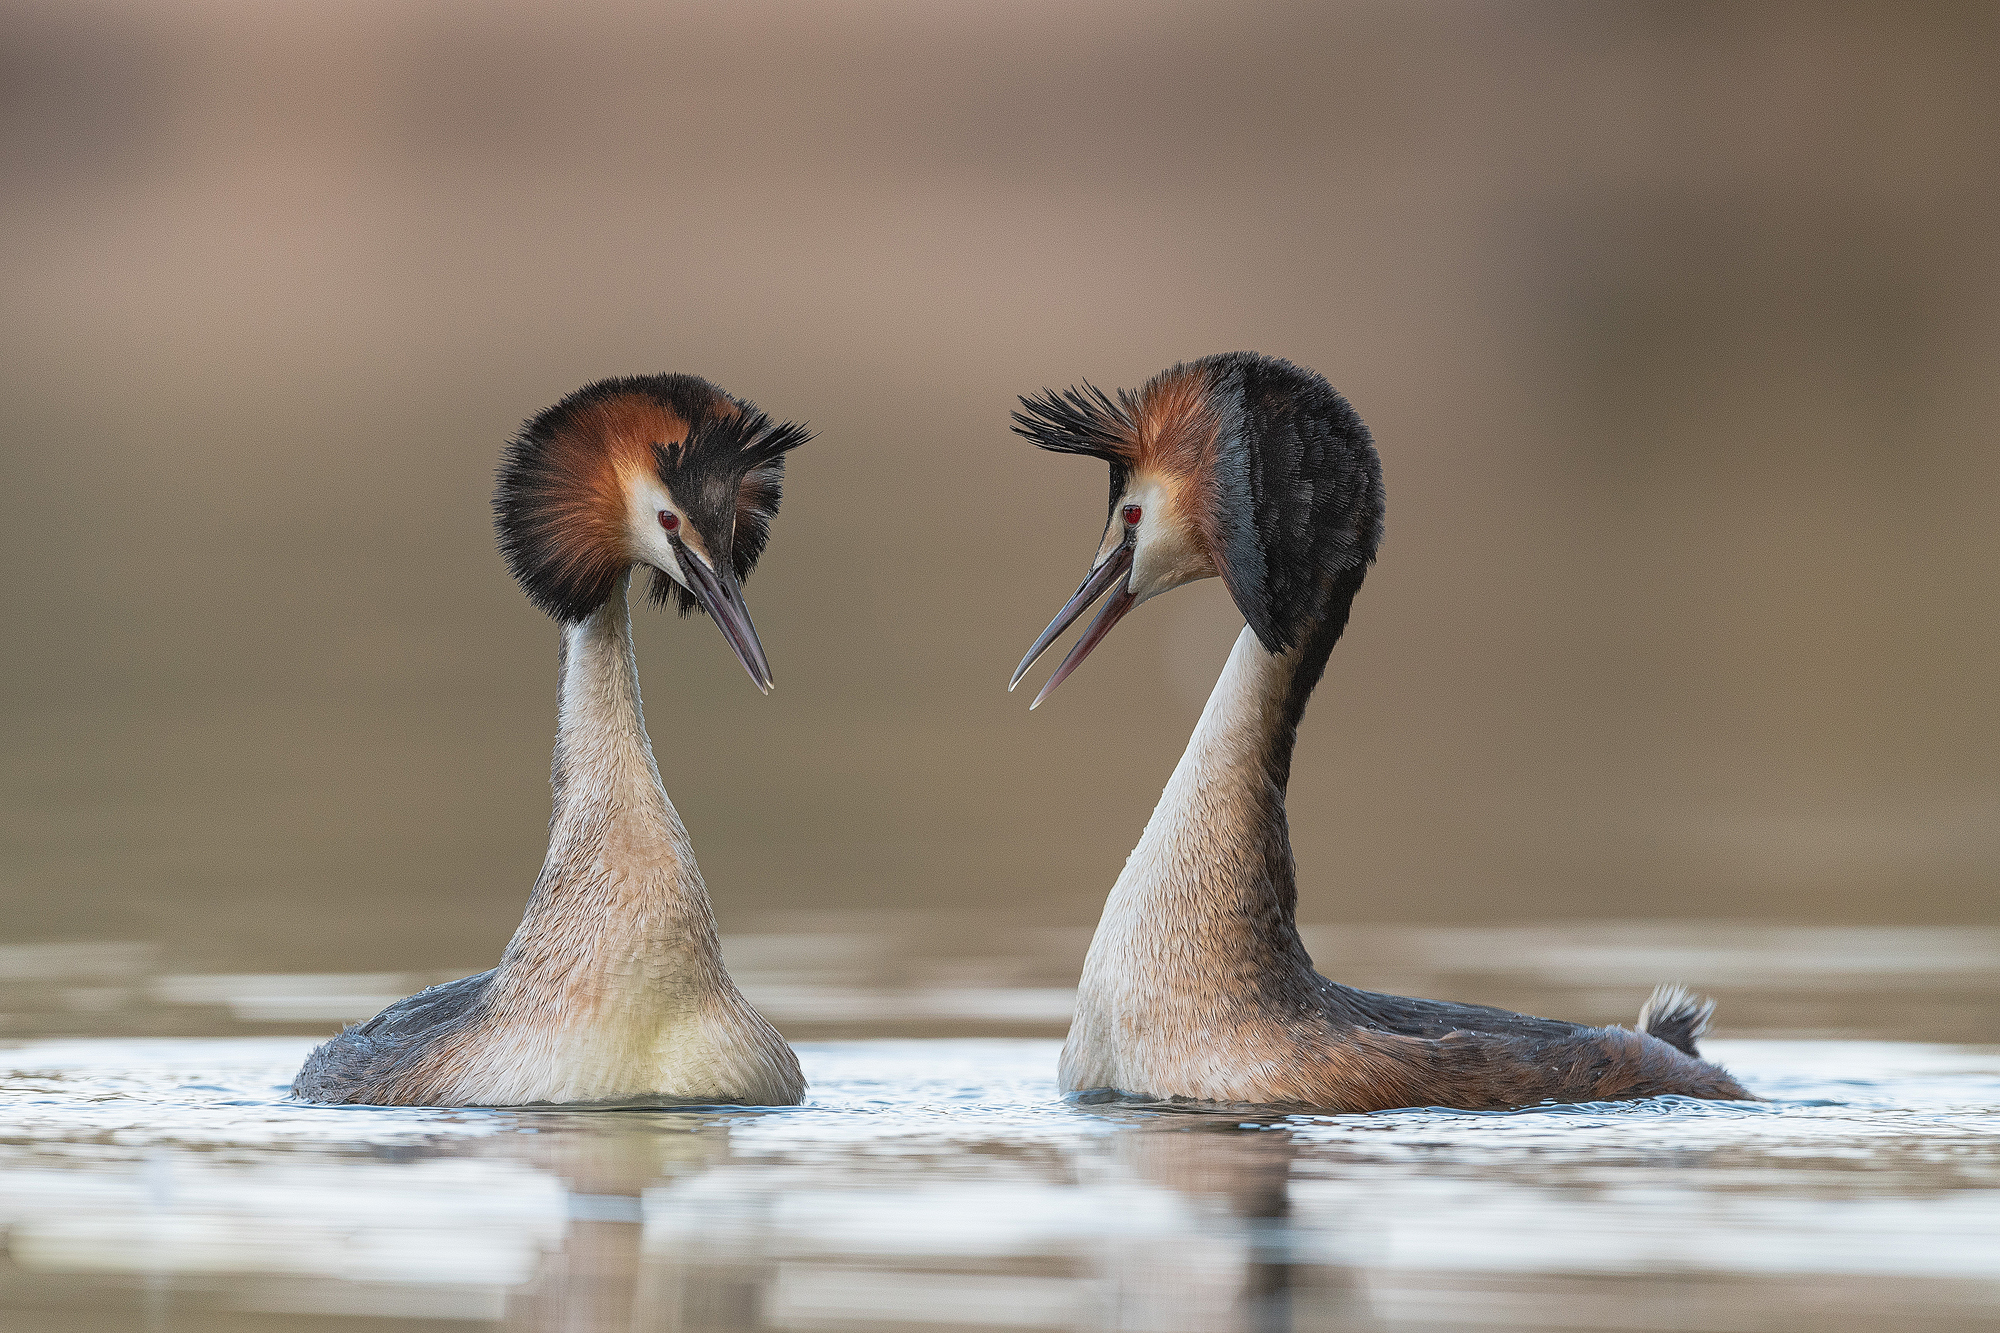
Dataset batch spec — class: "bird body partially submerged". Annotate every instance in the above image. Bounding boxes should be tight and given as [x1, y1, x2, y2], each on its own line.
[295, 375, 808, 1107]
[1056, 626, 1743, 1111]
[1015, 353, 1750, 1112]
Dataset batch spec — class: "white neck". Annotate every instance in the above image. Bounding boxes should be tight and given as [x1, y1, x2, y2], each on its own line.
[1062, 625, 1320, 1092]
[411, 572, 801, 1107]
[492, 573, 724, 1007]
[1101, 625, 1311, 957]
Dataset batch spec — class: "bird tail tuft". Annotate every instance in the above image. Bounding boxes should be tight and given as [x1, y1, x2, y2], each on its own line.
[1637, 983, 1715, 1057]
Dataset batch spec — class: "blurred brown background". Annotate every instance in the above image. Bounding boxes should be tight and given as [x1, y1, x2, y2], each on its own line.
[2, 1, 1995, 1002]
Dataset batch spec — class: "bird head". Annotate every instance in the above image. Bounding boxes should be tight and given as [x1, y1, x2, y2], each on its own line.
[1009, 352, 1382, 707]
[494, 374, 812, 691]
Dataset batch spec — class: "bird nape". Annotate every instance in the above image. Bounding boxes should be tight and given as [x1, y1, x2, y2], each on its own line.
[292, 373, 811, 1108]
[1011, 351, 1752, 1113]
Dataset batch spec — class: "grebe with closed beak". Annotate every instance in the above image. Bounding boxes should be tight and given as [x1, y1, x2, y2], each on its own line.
[1011, 352, 1750, 1111]
[294, 374, 809, 1107]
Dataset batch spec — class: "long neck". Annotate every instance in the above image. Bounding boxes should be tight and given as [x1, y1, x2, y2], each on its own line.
[495, 573, 722, 990]
[1091, 591, 1353, 996]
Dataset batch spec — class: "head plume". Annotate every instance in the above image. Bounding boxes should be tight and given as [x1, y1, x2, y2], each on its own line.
[495, 374, 812, 622]
[1014, 353, 1383, 653]
[1010, 382, 1140, 521]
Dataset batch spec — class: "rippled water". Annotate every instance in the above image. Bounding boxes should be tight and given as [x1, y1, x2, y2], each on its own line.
[3, 1037, 1998, 1332]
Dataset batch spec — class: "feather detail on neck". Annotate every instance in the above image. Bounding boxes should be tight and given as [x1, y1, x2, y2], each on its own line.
[406, 574, 803, 1106]
[1061, 624, 1321, 1097]
[490, 575, 721, 1018]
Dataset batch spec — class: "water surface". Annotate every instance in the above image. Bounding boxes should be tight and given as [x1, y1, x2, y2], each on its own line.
[4, 1037, 1997, 1332]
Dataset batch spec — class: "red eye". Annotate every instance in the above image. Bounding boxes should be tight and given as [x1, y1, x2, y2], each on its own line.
[658, 511, 680, 533]
[1123, 504, 1142, 526]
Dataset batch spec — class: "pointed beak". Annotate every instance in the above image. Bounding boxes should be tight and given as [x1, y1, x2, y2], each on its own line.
[672, 540, 774, 693]
[1010, 542, 1138, 709]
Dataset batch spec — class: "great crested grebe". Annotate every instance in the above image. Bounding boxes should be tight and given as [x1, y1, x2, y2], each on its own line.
[294, 374, 809, 1107]
[1011, 352, 1750, 1111]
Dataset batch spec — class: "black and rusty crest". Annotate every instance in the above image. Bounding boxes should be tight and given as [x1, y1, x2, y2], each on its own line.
[1013, 352, 1383, 656]
[494, 374, 811, 622]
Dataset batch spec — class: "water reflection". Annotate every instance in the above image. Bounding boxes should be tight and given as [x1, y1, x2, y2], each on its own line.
[1102, 1123, 1310, 1332]
[640, 1117, 1321, 1332]
[2, 1039, 1997, 1331]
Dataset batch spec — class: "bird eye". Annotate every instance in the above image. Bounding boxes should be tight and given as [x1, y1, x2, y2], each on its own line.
[658, 511, 680, 533]
[1123, 505, 1142, 526]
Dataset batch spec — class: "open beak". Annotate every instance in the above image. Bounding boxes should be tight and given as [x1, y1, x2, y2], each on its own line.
[1009, 542, 1138, 709]
[672, 540, 774, 693]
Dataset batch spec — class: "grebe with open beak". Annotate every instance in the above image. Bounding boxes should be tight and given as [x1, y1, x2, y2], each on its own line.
[1012, 352, 1749, 1111]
